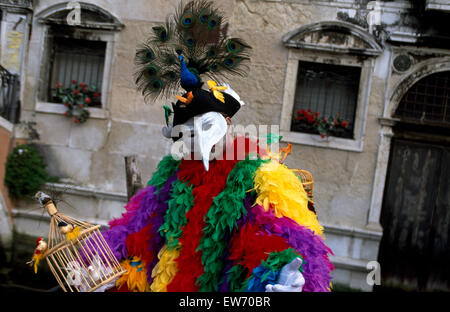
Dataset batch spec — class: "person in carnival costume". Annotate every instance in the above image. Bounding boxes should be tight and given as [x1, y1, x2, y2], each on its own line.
[102, 0, 334, 292]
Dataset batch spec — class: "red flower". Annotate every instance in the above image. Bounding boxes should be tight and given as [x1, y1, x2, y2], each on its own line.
[324, 118, 328, 123]
[78, 104, 84, 108]
[72, 89, 80, 95]
[74, 118, 79, 123]
[64, 102, 69, 107]
[56, 82, 62, 88]
[341, 121, 349, 128]
[93, 92, 100, 98]
[82, 87, 88, 93]
[84, 97, 92, 104]
[79, 82, 86, 88]
[320, 133, 326, 138]
[306, 114, 315, 123]
[71, 80, 77, 84]
[307, 108, 312, 113]
[63, 111, 69, 117]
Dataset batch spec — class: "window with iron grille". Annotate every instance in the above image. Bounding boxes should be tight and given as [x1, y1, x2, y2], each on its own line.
[290, 61, 361, 139]
[48, 36, 106, 108]
[395, 71, 450, 126]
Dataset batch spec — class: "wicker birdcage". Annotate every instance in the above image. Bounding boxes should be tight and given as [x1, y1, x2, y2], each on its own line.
[293, 169, 314, 200]
[35, 191, 125, 292]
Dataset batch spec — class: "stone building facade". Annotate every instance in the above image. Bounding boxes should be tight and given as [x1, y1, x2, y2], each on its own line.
[2, 0, 450, 291]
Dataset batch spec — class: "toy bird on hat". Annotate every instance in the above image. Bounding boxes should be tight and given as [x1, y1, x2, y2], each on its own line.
[100, 0, 334, 293]
[134, 0, 249, 157]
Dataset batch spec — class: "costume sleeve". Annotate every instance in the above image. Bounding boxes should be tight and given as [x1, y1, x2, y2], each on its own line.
[226, 221, 303, 291]
[100, 155, 180, 291]
[226, 201, 334, 292]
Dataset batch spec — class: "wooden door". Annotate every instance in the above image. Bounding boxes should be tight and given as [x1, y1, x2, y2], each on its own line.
[377, 138, 450, 291]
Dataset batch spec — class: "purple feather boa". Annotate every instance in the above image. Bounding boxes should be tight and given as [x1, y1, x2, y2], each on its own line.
[220, 195, 333, 292]
[243, 196, 334, 292]
[101, 174, 176, 266]
[145, 174, 178, 284]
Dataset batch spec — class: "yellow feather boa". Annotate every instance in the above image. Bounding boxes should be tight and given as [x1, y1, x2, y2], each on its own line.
[253, 160, 324, 237]
[116, 257, 150, 292]
[150, 245, 180, 292]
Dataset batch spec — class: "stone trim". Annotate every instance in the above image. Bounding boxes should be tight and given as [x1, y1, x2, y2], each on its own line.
[323, 223, 382, 241]
[282, 21, 382, 56]
[12, 208, 109, 227]
[388, 57, 450, 117]
[0, 115, 13, 132]
[425, 0, 450, 12]
[43, 182, 128, 202]
[35, 102, 109, 119]
[35, 2, 124, 31]
[330, 255, 369, 272]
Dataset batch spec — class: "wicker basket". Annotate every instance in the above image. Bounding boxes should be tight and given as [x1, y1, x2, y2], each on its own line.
[35, 192, 125, 292]
[293, 169, 314, 200]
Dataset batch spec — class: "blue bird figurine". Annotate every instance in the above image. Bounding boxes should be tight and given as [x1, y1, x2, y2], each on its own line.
[179, 55, 201, 90]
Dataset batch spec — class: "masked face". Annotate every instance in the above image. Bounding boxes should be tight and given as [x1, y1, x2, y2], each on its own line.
[169, 111, 228, 171]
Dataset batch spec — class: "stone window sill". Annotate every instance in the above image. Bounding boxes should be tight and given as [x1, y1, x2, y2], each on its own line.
[35, 101, 109, 119]
[280, 130, 364, 152]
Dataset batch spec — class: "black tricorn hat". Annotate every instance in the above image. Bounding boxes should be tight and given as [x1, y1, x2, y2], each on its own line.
[172, 88, 241, 127]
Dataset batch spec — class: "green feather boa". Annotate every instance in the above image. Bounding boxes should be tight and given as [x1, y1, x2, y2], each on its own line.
[147, 155, 180, 191]
[196, 157, 266, 291]
[158, 179, 195, 250]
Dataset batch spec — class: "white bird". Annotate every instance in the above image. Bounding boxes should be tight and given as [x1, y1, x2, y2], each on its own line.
[65, 261, 89, 291]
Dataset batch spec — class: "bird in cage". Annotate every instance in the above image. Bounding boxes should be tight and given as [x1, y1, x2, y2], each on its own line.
[65, 261, 90, 292]
[87, 254, 114, 282]
[58, 221, 82, 241]
[26, 237, 48, 273]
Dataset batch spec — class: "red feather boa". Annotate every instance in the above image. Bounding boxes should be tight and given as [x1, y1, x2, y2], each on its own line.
[167, 158, 237, 291]
[167, 137, 260, 291]
[125, 222, 155, 266]
[228, 223, 290, 278]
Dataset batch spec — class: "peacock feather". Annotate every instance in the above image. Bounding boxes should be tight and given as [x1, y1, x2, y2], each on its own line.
[134, 0, 251, 101]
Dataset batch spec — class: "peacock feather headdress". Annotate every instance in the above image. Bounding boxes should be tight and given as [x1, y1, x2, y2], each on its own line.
[134, 0, 252, 101]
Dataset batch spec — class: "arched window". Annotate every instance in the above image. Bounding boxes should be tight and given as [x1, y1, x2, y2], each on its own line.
[280, 21, 382, 152]
[394, 71, 450, 126]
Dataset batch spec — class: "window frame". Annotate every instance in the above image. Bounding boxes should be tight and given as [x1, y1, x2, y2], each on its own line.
[35, 27, 114, 119]
[280, 48, 374, 152]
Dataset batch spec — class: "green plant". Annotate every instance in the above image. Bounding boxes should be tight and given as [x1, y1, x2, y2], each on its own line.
[4, 144, 55, 199]
[53, 80, 100, 124]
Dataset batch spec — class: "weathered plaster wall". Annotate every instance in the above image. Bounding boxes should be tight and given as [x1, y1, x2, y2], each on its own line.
[13, 0, 406, 291]
[18, 0, 385, 238]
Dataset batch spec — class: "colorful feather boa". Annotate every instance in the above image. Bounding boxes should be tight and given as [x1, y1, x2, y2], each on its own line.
[253, 160, 324, 236]
[101, 138, 333, 292]
[116, 257, 150, 292]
